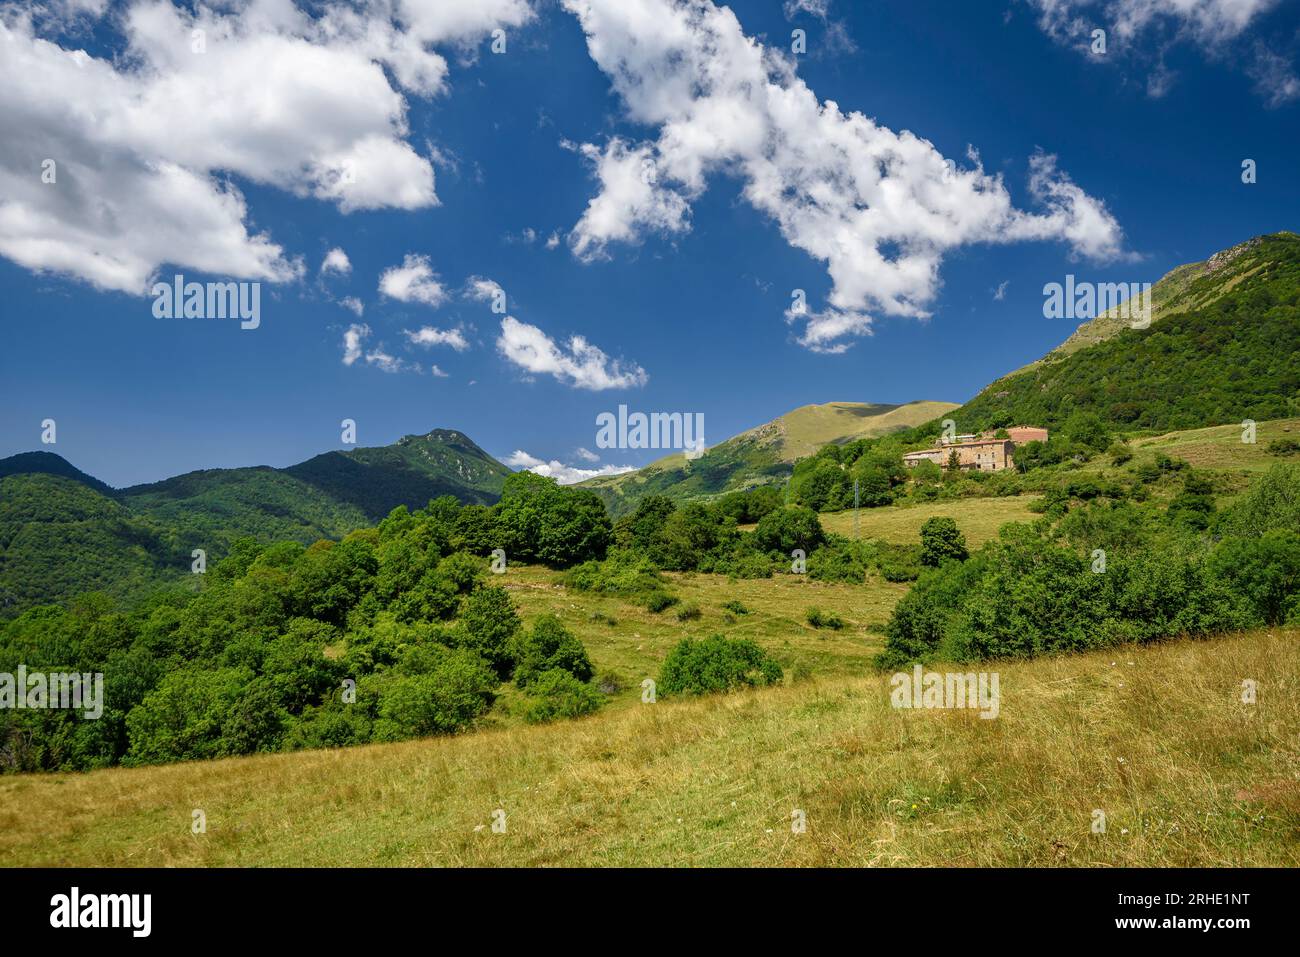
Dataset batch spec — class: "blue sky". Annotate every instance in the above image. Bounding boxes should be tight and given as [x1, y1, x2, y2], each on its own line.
[2, 0, 1298, 487]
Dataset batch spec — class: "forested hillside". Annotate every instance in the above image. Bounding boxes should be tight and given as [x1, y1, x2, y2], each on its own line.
[0, 430, 513, 615]
[953, 232, 1300, 433]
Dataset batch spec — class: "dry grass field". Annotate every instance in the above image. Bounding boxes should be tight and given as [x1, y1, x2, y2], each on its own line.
[2, 628, 1295, 867]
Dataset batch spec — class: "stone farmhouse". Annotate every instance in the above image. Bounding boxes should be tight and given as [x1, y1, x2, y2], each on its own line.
[902, 426, 1049, 473]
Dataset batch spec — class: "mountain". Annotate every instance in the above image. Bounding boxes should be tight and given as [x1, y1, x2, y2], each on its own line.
[0, 450, 114, 494]
[122, 428, 510, 545]
[0, 429, 512, 614]
[0, 473, 184, 613]
[954, 232, 1300, 434]
[579, 400, 958, 515]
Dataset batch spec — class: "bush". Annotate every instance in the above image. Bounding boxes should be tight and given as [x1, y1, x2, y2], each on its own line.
[372, 648, 499, 740]
[879, 522, 1252, 666]
[521, 669, 603, 724]
[1267, 438, 1300, 457]
[1209, 530, 1300, 625]
[658, 636, 783, 696]
[676, 602, 702, 621]
[807, 536, 870, 583]
[721, 600, 749, 615]
[805, 607, 844, 630]
[643, 592, 680, 613]
[879, 561, 920, 582]
[919, 517, 968, 567]
[510, 615, 594, 687]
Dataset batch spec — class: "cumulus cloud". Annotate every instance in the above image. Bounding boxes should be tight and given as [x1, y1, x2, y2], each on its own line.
[339, 296, 364, 316]
[574, 446, 600, 462]
[340, 322, 418, 372]
[430, 364, 450, 377]
[505, 449, 636, 485]
[497, 316, 648, 389]
[321, 247, 351, 276]
[379, 253, 448, 306]
[404, 326, 470, 350]
[567, 138, 692, 261]
[0, 0, 532, 294]
[561, 0, 1125, 352]
[464, 276, 506, 306]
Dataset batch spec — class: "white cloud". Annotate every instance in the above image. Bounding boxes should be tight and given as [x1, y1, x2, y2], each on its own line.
[321, 247, 351, 276]
[379, 253, 448, 306]
[783, 0, 830, 17]
[561, 0, 1124, 352]
[574, 446, 600, 462]
[0, 0, 532, 294]
[497, 316, 648, 390]
[505, 449, 636, 485]
[430, 364, 450, 377]
[342, 323, 369, 366]
[1026, 0, 1287, 101]
[1248, 42, 1300, 107]
[1028, 0, 1276, 48]
[339, 296, 364, 316]
[567, 138, 691, 261]
[465, 276, 506, 304]
[341, 322, 418, 372]
[545, 231, 561, 249]
[404, 326, 470, 350]
[993, 280, 1009, 301]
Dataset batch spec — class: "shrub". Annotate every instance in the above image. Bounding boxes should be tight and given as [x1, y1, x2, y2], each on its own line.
[510, 614, 594, 687]
[919, 517, 968, 567]
[721, 600, 749, 615]
[676, 602, 702, 621]
[372, 648, 499, 740]
[807, 536, 870, 583]
[658, 635, 782, 696]
[712, 547, 774, 579]
[1209, 530, 1300, 625]
[879, 522, 1252, 667]
[521, 669, 603, 724]
[643, 592, 680, 613]
[805, 607, 844, 630]
[1267, 438, 1300, 457]
[880, 561, 920, 582]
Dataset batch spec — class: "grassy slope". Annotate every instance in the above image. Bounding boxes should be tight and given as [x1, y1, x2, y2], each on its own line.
[1018, 233, 1288, 371]
[1123, 417, 1300, 474]
[581, 399, 958, 515]
[498, 564, 905, 713]
[2, 627, 1294, 866]
[816, 495, 1041, 546]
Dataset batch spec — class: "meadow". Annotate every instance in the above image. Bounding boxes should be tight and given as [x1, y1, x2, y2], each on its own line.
[2, 627, 1294, 866]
